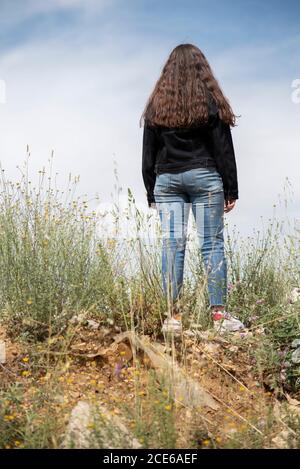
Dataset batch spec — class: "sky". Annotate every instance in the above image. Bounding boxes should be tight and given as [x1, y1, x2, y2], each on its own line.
[0, 0, 299, 240]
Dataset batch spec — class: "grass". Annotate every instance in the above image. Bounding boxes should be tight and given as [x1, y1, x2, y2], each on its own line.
[0, 157, 299, 449]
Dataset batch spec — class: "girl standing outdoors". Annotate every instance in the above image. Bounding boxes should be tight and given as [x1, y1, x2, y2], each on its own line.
[140, 43, 245, 335]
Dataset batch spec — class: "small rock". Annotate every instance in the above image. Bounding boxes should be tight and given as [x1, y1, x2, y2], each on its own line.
[69, 316, 100, 330]
[229, 345, 239, 353]
[101, 327, 112, 337]
[63, 401, 93, 449]
[291, 347, 300, 364]
[288, 287, 300, 304]
[69, 313, 87, 325]
[0, 341, 6, 364]
[86, 320, 100, 330]
[272, 430, 292, 449]
[291, 339, 300, 348]
[202, 342, 220, 354]
[63, 401, 142, 449]
[183, 330, 196, 338]
[239, 330, 253, 339]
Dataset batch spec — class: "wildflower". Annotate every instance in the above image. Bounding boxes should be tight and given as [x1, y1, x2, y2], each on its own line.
[249, 315, 259, 322]
[4, 414, 16, 421]
[22, 357, 29, 363]
[90, 380, 97, 386]
[26, 298, 33, 305]
[114, 363, 123, 377]
[22, 370, 31, 377]
[14, 440, 21, 447]
[164, 404, 172, 411]
[202, 439, 210, 446]
[107, 239, 116, 249]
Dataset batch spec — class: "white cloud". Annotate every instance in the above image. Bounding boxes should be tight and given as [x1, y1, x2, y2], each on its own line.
[0, 0, 113, 28]
[0, 30, 166, 202]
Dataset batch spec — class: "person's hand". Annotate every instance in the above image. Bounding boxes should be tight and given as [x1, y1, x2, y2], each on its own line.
[224, 198, 236, 213]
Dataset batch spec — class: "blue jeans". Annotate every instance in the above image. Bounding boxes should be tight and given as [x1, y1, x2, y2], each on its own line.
[154, 167, 227, 308]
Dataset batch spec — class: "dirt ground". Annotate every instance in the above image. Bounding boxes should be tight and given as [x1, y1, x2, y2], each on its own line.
[0, 324, 297, 448]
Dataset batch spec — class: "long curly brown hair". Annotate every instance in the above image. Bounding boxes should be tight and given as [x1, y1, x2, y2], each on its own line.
[140, 43, 238, 128]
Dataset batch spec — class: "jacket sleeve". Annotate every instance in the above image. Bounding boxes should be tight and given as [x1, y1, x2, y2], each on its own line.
[208, 113, 239, 202]
[142, 123, 159, 207]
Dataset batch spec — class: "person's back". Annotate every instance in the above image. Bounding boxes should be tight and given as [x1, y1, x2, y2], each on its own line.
[140, 43, 245, 336]
[142, 90, 239, 208]
[148, 95, 218, 174]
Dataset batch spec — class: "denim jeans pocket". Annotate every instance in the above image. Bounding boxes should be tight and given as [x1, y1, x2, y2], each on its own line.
[193, 168, 223, 193]
[154, 173, 171, 194]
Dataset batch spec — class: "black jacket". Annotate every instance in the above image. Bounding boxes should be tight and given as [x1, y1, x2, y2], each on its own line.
[142, 95, 239, 207]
